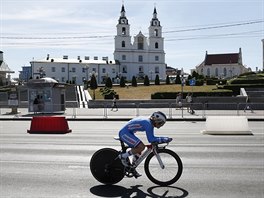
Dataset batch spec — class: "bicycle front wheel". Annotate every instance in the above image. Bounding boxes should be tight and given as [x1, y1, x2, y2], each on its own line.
[144, 148, 183, 186]
[90, 148, 124, 185]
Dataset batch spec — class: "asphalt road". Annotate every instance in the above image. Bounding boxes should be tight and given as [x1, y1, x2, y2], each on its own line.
[0, 120, 263, 198]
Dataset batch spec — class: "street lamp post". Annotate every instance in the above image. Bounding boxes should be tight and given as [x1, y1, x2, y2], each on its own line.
[181, 68, 184, 118]
[149, 70, 153, 81]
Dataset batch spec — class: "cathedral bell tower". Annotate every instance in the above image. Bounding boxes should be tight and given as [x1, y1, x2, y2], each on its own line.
[115, 4, 131, 50]
[148, 7, 165, 62]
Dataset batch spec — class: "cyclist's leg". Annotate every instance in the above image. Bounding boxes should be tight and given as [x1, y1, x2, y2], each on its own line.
[119, 131, 144, 177]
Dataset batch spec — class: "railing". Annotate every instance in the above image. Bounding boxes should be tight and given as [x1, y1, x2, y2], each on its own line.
[0, 102, 263, 119]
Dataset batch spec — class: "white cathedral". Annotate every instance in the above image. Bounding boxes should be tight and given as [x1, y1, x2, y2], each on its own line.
[114, 4, 166, 81]
[29, 4, 166, 85]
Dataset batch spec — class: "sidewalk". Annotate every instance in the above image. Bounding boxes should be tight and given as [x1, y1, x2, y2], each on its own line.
[0, 107, 263, 121]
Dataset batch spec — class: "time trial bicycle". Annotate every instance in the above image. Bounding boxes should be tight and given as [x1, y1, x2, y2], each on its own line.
[90, 137, 183, 186]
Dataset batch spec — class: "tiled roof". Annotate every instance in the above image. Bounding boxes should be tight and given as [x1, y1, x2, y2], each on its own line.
[205, 53, 239, 65]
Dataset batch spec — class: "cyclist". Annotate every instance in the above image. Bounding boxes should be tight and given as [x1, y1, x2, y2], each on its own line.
[118, 111, 172, 177]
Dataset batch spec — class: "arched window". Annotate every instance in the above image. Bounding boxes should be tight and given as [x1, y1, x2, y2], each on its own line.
[154, 29, 158, 37]
[215, 68, 218, 77]
[122, 41, 125, 47]
[122, 27, 126, 35]
[138, 37, 144, 50]
[207, 68, 210, 77]
[223, 68, 227, 76]
[139, 66, 144, 73]
[155, 42, 158, 49]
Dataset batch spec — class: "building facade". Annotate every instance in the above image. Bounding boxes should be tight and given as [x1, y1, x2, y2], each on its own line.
[19, 66, 32, 82]
[30, 55, 118, 85]
[113, 5, 166, 80]
[196, 48, 249, 79]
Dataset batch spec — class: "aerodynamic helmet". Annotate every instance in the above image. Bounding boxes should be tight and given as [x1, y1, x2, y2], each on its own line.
[151, 111, 167, 127]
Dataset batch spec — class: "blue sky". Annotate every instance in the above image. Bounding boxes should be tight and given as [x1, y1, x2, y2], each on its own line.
[0, 0, 263, 78]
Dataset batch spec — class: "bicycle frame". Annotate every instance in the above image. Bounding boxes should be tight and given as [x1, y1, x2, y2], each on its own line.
[118, 138, 167, 170]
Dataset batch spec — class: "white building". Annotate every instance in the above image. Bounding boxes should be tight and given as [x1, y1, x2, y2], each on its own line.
[29, 4, 166, 85]
[30, 55, 118, 85]
[114, 5, 166, 81]
[196, 48, 249, 78]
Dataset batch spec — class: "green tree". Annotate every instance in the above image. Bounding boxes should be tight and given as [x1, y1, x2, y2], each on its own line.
[186, 75, 192, 86]
[90, 74, 98, 100]
[175, 74, 181, 84]
[166, 75, 170, 84]
[132, 76, 137, 87]
[144, 75, 150, 86]
[120, 76, 126, 87]
[155, 74, 160, 85]
[105, 77, 112, 88]
[192, 71, 199, 79]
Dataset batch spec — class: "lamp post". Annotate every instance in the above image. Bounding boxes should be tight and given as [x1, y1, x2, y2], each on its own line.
[149, 70, 153, 81]
[181, 68, 184, 118]
[83, 65, 89, 89]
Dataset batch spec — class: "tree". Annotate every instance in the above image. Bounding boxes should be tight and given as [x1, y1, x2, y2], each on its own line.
[186, 75, 192, 86]
[155, 74, 160, 85]
[90, 74, 98, 100]
[166, 75, 170, 84]
[120, 76, 126, 87]
[192, 70, 199, 79]
[132, 76, 137, 87]
[175, 74, 181, 84]
[144, 75, 150, 86]
[105, 77, 112, 88]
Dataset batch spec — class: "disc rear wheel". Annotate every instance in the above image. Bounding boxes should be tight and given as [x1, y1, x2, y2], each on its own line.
[90, 148, 124, 185]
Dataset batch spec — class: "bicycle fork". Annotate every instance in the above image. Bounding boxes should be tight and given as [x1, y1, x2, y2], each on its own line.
[152, 148, 165, 169]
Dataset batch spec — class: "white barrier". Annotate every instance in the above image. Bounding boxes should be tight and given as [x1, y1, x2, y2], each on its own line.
[201, 116, 252, 135]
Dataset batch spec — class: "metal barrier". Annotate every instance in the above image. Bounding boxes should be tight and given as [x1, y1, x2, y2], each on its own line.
[0, 102, 263, 119]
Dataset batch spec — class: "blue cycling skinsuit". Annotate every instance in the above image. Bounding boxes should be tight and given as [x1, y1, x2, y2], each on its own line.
[119, 117, 169, 148]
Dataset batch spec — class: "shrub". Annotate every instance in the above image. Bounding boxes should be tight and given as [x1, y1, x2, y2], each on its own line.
[144, 75, 150, 86]
[155, 75, 160, 85]
[132, 76, 137, 87]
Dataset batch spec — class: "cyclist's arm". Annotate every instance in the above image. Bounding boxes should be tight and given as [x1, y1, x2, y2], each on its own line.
[145, 125, 171, 143]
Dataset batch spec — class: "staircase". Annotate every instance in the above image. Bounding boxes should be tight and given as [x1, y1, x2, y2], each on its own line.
[76, 85, 91, 108]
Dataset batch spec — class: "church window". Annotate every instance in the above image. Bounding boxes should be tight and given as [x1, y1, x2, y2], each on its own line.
[155, 67, 159, 73]
[215, 68, 218, 76]
[154, 29, 158, 37]
[206, 68, 210, 76]
[138, 37, 144, 50]
[155, 56, 159, 61]
[122, 41, 125, 47]
[155, 42, 159, 49]
[122, 66, 127, 73]
[122, 55, 126, 60]
[223, 68, 227, 76]
[138, 55, 143, 62]
[122, 27, 126, 35]
[139, 66, 144, 73]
